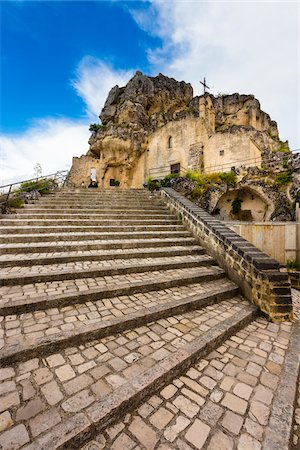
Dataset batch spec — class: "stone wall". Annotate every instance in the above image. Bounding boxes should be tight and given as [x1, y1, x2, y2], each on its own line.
[226, 221, 300, 264]
[160, 188, 293, 322]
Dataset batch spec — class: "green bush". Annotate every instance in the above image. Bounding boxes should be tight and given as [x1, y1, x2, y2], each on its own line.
[161, 173, 179, 187]
[89, 123, 104, 133]
[219, 171, 237, 187]
[185, 170, 205, 184]
[7, 197, 24, 209]
[286, 259, 300, 271]
[19, 178, 54, 194]
[146, 177, 161, 192]
[231, 198, 243, 214]
[276, 171, 292, 186]
[191, 186, 205, 199]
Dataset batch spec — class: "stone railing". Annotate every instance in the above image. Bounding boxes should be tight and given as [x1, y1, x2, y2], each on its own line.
[161, 188, 293, 322]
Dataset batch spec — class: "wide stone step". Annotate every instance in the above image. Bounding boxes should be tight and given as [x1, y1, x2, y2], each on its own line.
[79, 311, 299, 450]
[0, 279, 239, 365]
[4, 212, 172, 221]
[0, 218, 180, 226]
[0, 230, 192, 244]
[0, 245, 204, 267]
[0, 254, 215, 286]
[21, 203, 167, 210]
[0, 266, 226, 315]
[0, 237, 197, 254]
[0, 298, 257, 450]
[0, 224, 186, 235]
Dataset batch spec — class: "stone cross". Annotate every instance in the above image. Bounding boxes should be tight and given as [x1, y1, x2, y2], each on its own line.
[200, 77, 210, 94]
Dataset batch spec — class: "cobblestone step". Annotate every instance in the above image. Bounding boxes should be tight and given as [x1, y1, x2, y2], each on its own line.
[0, 218, 180, 226]
[20, 204, 167, 210]
[0, 266, 226, 315]
[0, 280, 239, 365]
[78, 304, 300, 450]
[0, 245, 204, 267]
[0, 224, 186, 235]
[3, 212, 173, 221]
[0, 237, 198, 254]
[0, 298, 257, 450]
[0, 254, 215, 286]
[0, 230, 192, 244]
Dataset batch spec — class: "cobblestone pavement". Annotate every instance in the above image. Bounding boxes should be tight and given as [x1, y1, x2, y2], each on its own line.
[81, 300, 299, 450]
[0, 279, 234, 348]
[0, 298, 247, 448]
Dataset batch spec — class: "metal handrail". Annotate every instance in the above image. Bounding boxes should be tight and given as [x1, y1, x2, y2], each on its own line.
[0, 170, 69, 213]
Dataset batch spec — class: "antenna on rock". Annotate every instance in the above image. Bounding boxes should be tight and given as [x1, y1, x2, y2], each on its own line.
[200, 77, 210, 94]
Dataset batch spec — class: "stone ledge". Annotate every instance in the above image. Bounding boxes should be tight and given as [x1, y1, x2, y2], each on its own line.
[161, 188, 293, 321]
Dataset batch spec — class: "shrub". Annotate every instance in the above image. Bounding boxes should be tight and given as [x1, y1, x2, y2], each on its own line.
[20, 179, 54, 194]
[276, 171, 292, 186]
[146, 177, 161, 192]
[191, 186, 205, 199]
[185, 171, 205, 184]
[231, 198, 243, 214]
[89, 123, 104, 133]
[161, 173, 179, 187]
[7, 197, 24, 209]
[286, 259, 300, 271]
[219, 171, 237, 187]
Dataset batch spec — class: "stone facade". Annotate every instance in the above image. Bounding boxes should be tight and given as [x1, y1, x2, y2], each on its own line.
[68, 72, 289, 188]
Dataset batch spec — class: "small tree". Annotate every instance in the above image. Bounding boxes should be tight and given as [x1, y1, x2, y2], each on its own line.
[34, 163, 42, 178]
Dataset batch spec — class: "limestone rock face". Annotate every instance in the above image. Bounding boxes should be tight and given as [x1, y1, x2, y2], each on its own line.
[100, 71, 193, 127]
[212, 93, 278, 138]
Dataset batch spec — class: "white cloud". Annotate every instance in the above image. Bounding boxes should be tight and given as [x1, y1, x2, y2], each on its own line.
[131, 0, 300, 149]
[71, 56, 134, 118]
[0, 60, 134, 185]
[0, 118, 89, 185]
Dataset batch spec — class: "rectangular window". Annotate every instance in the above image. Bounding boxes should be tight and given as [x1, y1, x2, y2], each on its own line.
[219, 150, 224, 156]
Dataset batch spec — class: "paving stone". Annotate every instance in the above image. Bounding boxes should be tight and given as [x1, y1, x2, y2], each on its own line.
[0, 411, 13, 433]
[164, 416, 190, 442]
[46, 353, 66, 367]
[207, 430, 234, 450]
[221, 393, 247, 415]
[222, 410, 244, 435]
[33, 367, 53, 385]
[29, 408, 61, 437]
[237, 433, 261, 450]
[61, 389, 94, 412]
[55, 364, 76, 382]
[173, 395, 199, 418]
[0, 424, 30, 450]
[0, 392, 20, 413]
[185, 419, 210, 449]
[15, 398, 45, 421]
[111, 433, 135, 450]
[249, 401, 270, 425]
[129, 417, 158, 450]
[233, 382, 253, 400]
[41, 380, 63, 405]
[149, 407, 174, 430]
[160, 384, 178, 400]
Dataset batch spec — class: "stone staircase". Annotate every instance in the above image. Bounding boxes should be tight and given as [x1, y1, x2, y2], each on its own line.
[0, 189, 298, 450]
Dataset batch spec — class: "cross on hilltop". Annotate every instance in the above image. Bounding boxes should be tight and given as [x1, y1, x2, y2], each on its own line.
[200, 77, 210, 94]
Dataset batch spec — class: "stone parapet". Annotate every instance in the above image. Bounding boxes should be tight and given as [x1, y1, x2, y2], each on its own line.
[161, 188, 293, 321]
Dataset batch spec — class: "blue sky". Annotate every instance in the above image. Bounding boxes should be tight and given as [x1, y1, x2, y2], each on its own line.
[0, 0, 299, 184]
